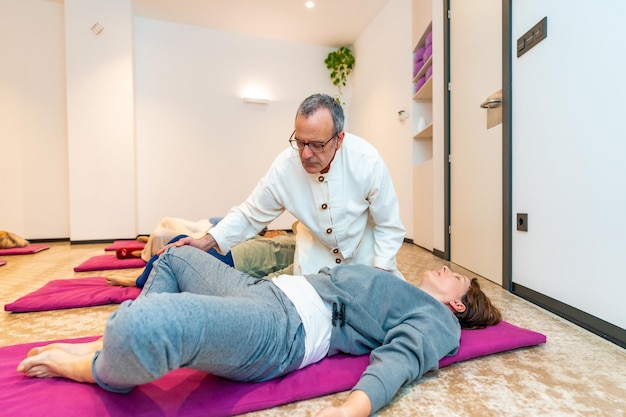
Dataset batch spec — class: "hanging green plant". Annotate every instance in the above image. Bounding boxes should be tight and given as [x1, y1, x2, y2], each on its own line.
[324, 46, 355, 103]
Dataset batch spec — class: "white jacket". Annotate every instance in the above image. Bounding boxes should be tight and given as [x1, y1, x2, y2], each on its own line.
[210, 133, 406, 278]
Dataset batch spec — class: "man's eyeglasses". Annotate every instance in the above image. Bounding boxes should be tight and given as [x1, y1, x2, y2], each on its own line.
[289, 131, 337, 154]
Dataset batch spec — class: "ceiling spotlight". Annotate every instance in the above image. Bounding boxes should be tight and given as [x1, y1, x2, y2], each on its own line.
[305, 1, 315, 8]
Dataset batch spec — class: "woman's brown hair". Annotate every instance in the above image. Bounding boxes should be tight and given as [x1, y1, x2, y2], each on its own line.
[455, 278, 502, 329]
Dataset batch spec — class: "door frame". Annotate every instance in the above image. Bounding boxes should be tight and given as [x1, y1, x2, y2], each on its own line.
[502, 0, 512, 292]
[442, 0, 513, 290]
[444, 1, 624, 348]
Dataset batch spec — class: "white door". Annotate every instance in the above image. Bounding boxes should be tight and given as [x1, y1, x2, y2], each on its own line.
[449, 0, 503, 284]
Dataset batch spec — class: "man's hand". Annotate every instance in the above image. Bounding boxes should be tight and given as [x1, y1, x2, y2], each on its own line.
[315, 390, 371, 417]
[156, 233, 217, 255]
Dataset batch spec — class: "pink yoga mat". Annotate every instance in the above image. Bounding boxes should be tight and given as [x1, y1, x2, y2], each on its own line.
[5, 277, 141, 313]
[0, 322, 545, 417]
[104, 240, 146, 252]
[0, 244, 50, 256]
[74, 255, 146, 272]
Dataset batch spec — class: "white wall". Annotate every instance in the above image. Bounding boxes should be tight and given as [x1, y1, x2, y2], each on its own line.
[133, 18, 335, 232]
[410, 0, 437, 250]
[65, 0, 136, 241]
[512, 1, 626, 329]
[0, 0, 68, 239]
[1, 2, 340, 238]
[2, 0, 414, 241]
[350, 0, 414, 240]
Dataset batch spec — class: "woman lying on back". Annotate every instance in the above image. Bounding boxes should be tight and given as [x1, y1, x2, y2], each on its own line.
[18, 245, 501, 417]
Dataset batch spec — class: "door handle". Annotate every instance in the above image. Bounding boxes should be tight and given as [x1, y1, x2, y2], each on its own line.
[480, 97, 502, 109]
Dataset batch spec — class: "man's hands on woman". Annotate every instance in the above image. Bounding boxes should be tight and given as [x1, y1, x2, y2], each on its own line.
[156, 234, 217, 255]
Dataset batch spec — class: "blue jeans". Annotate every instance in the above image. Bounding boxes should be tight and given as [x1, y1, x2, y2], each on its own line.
[134, 234, 234, 288]
[92, 245, 305, 392]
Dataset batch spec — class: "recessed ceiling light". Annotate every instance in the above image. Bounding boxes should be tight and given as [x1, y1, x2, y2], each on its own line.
[305, 1, 315, 8]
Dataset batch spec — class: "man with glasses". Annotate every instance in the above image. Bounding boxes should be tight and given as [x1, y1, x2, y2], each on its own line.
[162, 93, 406, 278]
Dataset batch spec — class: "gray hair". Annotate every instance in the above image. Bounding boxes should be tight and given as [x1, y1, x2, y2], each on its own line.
[296, 94, 344, 134]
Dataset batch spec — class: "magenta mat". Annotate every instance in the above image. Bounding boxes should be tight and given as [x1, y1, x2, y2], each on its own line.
[5, 277, 141, 313]
[74, 255, 146, 272]
[0, 244, 50, 256]
[0, 322, 545, 417]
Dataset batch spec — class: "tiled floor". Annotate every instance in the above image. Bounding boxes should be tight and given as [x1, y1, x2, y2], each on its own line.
[1, 241, 625, 416]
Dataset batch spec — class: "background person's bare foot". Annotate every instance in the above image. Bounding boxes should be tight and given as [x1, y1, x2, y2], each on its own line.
[17, 349, 96, 383]
[105, 275, 137, 287]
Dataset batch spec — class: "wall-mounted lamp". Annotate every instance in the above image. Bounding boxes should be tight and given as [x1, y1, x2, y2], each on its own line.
[243, 97, 270, 105]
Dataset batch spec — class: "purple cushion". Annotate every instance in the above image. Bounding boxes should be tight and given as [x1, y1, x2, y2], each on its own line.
[423, 44, 433, 60]
[414, 46, 426, 61]
[426, 31, 433, 46]
[4, 277, 141, 312]
[0, 244, 49, 256]
[415, 76, 427, 93]
[426, 65, 433, 79]
[104, 240, 146, 252]
[0, 322, 545, 417]
[413, 59, 424, 77]
[74, 255, 146, 272]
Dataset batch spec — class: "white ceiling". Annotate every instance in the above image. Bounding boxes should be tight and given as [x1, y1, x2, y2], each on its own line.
[131, 0, 390, 47]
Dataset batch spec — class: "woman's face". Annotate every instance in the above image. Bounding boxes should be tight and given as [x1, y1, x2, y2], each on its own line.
[420, 265, 471, 302]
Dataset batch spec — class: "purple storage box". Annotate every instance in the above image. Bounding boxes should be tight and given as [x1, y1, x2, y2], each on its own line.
[425, 31, 433, 46]
[425, 65, 433, 79]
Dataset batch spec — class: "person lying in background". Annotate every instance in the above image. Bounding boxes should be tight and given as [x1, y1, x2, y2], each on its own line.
[136, 217, 218, 263]
[18, 245, 501, 417]
[116, 217, 227, 261]
[107, 230, 296, 287]
[132, 216, 288, 262]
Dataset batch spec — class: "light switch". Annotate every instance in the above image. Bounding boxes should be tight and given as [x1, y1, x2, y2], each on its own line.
[517, 16, 548, 57]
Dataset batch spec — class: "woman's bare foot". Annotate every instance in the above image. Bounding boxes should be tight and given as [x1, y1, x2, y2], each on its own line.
[17, 349, 96, 383]
[26, 339, 103, 358]
[105, 275, 137, 287]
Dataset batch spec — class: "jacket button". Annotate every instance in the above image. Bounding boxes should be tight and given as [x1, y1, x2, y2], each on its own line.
[318, 175, 324, 182]
[332, 248, 339, 254]
[335, 258, 342, 264]
[321, 203, 328, 209]
[326, 228, 332, 234]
